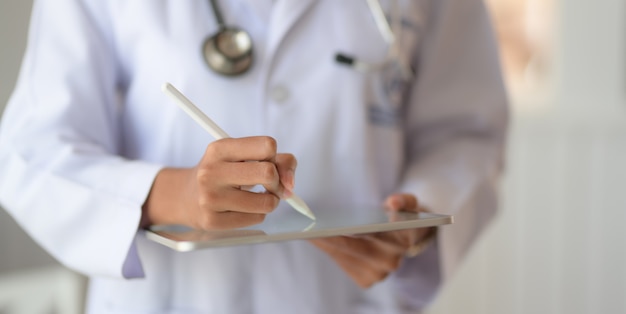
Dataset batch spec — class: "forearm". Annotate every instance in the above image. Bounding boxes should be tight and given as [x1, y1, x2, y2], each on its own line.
[398, 136, 504, 281]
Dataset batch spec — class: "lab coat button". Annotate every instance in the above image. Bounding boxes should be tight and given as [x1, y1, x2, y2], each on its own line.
[270, 85, 289, 104]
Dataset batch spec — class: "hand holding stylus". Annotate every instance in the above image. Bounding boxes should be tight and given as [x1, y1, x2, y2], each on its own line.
[141, 84, 314, 230]
[161, 83, 315, 221]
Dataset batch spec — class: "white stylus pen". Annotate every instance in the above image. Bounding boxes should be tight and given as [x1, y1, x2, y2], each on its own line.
[162, 83, 316, 221]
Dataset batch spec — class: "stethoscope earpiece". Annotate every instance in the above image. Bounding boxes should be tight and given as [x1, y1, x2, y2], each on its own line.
[203, 0, 254, 76]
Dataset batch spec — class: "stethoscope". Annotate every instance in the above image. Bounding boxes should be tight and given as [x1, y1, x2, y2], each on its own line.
[202, 0, 254, 76]
[202, 0, 413, 79]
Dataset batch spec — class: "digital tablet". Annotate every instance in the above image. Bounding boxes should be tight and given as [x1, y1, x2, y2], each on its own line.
[144, 202, 453, 252]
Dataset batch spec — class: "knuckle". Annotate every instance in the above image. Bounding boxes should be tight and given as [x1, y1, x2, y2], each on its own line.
[198, 189, 219, 208]
[252, 213, 266, 224]
[196, 169, 212, 187]
[198, 195, 210, 209]
[376, 270, 390, 283]
[392, 256, 403, 269]
[197, 212, 217, 230]
[197, 163, 224, 187]
[382, 256, 401, 272]
[259, 194, 279, 213]
[336, 237, 351, 250]
[291, 156, 298, 168]
[288, 154, 297, 165]
[261, 136, 277, 154]
[259, 163, 278, 184]
[280, 153, 296, 164]
[204, 141, 221, 158]
[241, 214, 265, 227]
[359, 278, 375, 289]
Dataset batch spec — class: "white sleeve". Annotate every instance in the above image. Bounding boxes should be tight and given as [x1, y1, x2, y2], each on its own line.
[0, 0, 162, 278]
[391, 0, 509, 305]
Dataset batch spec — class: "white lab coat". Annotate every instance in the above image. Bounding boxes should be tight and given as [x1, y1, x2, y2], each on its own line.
[0, 0, 508, 313]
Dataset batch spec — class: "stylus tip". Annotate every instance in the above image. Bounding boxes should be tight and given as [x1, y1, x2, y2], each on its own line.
[286, 195, 316, 220]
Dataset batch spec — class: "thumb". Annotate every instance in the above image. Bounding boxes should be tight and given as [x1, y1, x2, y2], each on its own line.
[384, 194, 419, 212]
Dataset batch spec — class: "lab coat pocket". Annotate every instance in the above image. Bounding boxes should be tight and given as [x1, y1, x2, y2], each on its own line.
[365, 61, 412, 129]
[361, 2, 427, 129]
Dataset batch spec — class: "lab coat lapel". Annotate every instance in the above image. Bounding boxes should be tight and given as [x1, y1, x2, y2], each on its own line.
[266, 0, 316, 60]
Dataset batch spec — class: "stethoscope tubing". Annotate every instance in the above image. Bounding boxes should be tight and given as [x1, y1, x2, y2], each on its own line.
[203, 0, 412, 78]
[209, 0, 226, 29]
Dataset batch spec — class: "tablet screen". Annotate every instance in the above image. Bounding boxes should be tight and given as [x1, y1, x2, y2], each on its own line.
[145, 202, 453, 252]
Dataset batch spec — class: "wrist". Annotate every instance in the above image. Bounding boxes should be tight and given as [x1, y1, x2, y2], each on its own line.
[141, 167, 195, 228]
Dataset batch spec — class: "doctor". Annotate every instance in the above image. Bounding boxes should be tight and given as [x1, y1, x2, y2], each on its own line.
[0, 0, 508, 313]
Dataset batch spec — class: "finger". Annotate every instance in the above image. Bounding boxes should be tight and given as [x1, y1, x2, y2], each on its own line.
[275, 153, 297, 194]
[214, 161, 284, 197]
[384, 193, 419, 212]
[314, 236, 401, 273]
[361, 229, 426, 253]
[196, 211, 266, 230]
[358, 232, 410, 254]
[208, 189, 280, 214]
[311, 239, 388, 288]
[203, 136, 278, 162]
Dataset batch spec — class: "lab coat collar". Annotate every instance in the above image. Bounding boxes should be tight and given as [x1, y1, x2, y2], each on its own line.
[265, 0, 316, 60]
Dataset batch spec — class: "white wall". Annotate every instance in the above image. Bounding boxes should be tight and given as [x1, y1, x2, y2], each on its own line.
[555, 0, 625, 121]
[1, 3, 87, 313]
[0, 0, 31, 114]
[0, 0, 58, 273]
[426, 0, 626, 313]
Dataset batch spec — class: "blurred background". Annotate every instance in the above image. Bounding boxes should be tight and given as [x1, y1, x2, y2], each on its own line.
[0, 0, 624, 313]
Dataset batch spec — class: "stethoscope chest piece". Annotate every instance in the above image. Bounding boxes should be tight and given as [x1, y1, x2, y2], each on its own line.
[203, 0, 253, 76]
[203, 27, 253, 76]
